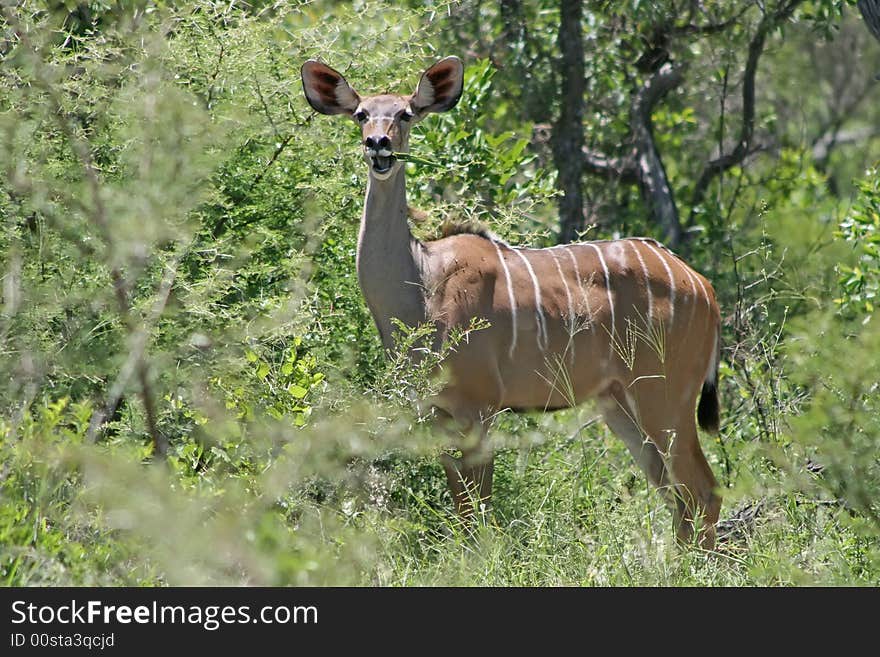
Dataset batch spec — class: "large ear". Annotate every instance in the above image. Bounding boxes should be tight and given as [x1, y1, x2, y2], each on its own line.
[410, 56, 464, 117]
[301, 60, 361, 115]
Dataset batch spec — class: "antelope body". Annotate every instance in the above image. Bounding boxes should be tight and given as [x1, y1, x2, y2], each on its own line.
[302, 56, 723, 548]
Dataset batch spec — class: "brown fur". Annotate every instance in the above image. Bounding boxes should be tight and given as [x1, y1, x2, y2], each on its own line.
[438, 218, 494, 240]
[407, 207, 496, 242]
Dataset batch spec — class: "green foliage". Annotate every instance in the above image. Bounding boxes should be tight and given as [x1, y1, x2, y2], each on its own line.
[409, 58, 556, 208]
[837, 166, 880, 318]
[786, 313, 880, 534]
[0, 398, 154, 585]
[225, 337, 324, 425]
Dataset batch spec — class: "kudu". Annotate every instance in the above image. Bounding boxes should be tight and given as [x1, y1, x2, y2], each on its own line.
[302, 56, 723, 548]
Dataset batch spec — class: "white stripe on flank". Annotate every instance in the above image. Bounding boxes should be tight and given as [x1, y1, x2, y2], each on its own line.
[692, 270, 711, 312]
[511, 248, 548, 351]
[690, 269, 712, 336]
[550, 250, 576, 363]
[626, 240, 654, 321]
[640, 240, 676, 325]
[677, 261, 699, 332]
[493, 241, 518, 360]
[585, 243, 615, 338]
[564, 246, 594, 334]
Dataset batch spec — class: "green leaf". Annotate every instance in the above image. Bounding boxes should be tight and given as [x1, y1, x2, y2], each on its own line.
[288, 384, 308, 399]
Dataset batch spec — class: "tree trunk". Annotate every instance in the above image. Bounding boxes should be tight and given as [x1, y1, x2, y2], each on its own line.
[858, 0, 880, 43]
[552, 0, 586, 244]
[630, 62, 686, 246]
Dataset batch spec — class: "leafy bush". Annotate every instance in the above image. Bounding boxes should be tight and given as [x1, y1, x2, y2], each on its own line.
[838, 166, 880, 319]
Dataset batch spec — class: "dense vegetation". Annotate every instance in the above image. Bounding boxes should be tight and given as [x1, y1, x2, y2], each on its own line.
[1, 0, 879, 585]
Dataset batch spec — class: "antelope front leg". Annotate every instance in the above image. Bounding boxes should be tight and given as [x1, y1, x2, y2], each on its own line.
[440, 432, 494, 520]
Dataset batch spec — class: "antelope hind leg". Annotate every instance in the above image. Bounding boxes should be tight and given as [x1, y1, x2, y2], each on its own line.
[601, 386, 720, 549]
[599, 393, 686, 522]
[666, 420, 721, 550]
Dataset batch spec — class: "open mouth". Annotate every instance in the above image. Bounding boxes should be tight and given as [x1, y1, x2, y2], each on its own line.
[371, 154, 395, 174]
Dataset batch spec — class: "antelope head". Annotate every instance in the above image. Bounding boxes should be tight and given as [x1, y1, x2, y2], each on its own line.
[301, 56, 464, 180]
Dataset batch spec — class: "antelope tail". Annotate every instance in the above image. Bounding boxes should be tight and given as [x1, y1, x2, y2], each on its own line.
[697, 330, 721, 433]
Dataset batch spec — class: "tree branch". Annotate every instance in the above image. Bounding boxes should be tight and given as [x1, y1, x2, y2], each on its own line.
[630, 61, 688, 245]
[672, 4, 754, 38]
[809, 75, 875, 171]
[689, 0, 805, 224]
[631, 60, 687, 121]
[576, 61, 686, 244]
[581, 146, 638, 184]
[5, 6, 167, 458]
[812, 126, 878, 163]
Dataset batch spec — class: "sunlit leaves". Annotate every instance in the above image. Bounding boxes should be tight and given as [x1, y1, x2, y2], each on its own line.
[837, 166, 880, 319]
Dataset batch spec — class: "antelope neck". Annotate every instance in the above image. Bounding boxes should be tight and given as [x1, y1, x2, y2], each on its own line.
[356, 167, 428, 350]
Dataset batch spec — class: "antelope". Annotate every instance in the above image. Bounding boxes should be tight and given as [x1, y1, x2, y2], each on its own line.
[302, 56, 723, 548]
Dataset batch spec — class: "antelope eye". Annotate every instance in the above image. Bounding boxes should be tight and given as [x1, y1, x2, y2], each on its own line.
[354, 110, 368, 123]
[400, 110, 414, 122]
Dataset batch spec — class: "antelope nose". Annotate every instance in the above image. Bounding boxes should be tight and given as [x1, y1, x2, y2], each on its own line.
[364, 135, 391, 151]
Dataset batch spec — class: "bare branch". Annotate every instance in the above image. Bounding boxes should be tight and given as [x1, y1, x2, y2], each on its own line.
[689, 0, 806, 224]
[809, 76, 876, 169]
[812, 126, 878, 163]
[631, 61, 688, 245]
[5, 6, 167, 457]
[86, 254, 183, 446]
[577, 61, 686, 244]
[671, 4, 754, 38]
[632, 60, 687, 120]
[581, 146, 638, 183]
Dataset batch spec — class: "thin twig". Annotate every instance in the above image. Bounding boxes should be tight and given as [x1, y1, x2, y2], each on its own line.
[86, 252, 185, 447]
[689, 0, 806, 224]
[5, 6, 167, 458]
